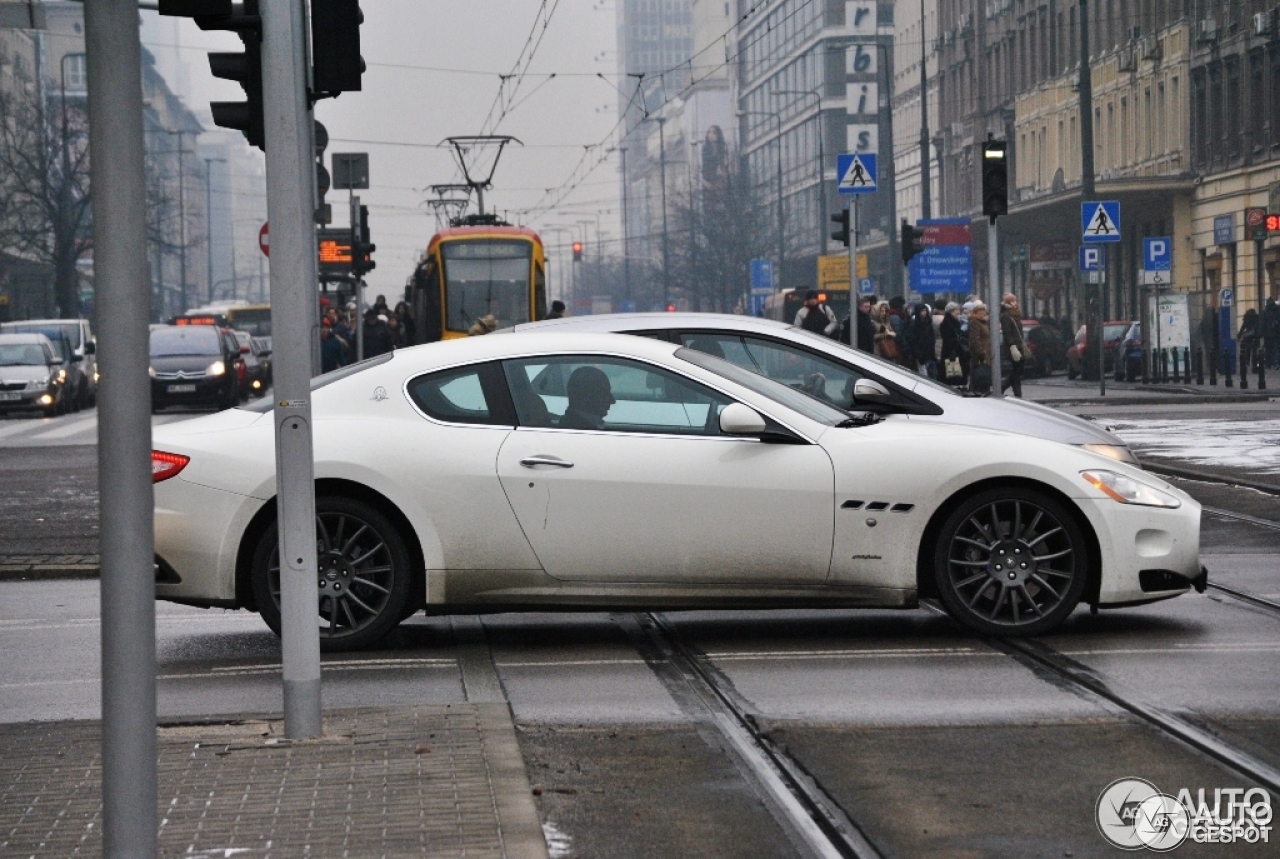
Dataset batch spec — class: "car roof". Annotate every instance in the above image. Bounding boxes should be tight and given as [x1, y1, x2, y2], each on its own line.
[389, 329, 684, 369]
[509, 312, 796, 335]
[0, 332, 53, 346]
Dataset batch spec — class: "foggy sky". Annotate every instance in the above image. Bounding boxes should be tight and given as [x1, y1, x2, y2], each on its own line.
[140, 1, 623, 296]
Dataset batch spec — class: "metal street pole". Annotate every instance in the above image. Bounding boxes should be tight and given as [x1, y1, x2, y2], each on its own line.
[84, 1, 156, 855]
[262, 0, 322, 738]
[919, 0, 931, 220]
[204, 157, 226, 304]
[989, 219, 1003, 399]
[352, 194, 364, 360]
[168, 129, 190, 313]
[656, 116, 670, 307]
[619, 145, 630, 305]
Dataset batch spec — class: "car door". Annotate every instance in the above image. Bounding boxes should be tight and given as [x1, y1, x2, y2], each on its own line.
[495, 353, 835, 585]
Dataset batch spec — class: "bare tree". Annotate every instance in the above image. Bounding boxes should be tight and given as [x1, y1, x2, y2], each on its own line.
[0, 75, 91, 318]
[667, 167, 772, 313]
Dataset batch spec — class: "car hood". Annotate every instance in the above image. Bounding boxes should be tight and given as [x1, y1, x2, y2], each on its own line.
[942, 394, 1125, 447]
[151, 355, 220, 374]
[0, 365, 52, 384]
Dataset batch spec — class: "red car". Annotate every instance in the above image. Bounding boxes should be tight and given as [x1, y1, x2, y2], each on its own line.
[1066, 321, 1133, 379]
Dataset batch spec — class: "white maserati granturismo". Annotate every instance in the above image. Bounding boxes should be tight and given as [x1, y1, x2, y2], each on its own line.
[152, 332, 1204, 650]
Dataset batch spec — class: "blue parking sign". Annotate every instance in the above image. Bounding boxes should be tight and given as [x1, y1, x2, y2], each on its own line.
[1143, 236, 1171, 271]
[1079, 246, 1104, 271]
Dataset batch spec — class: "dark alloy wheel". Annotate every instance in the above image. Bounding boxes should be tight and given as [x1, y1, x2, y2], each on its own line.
[252, 497, 413, 651]
[933, 487, 1089, 636]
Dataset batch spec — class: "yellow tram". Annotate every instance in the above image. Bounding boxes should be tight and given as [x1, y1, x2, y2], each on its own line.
[407, 221, 548, 342]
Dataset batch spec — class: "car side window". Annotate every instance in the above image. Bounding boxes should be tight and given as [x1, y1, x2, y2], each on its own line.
[502, 355, 732, 435]
[407, 361, 513, 426]
[676, 332, 862, 408]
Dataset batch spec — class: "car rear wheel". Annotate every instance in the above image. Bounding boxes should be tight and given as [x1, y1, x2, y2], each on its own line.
[251, 496, 412, 651]
[933, 487, 1089, 636]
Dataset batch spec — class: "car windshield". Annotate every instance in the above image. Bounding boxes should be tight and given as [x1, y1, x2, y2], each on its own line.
[675, 347, 849, 426]
[150, 326, 220, 357]
[0, 343, 49, 366]
[2, 321, 81, 349]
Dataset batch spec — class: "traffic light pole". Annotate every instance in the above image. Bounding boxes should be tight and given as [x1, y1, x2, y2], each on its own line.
[988, 218, 1003, 399]
[84, 2, 157, 854]
[847, 197, 858, 305]
[262, 0, 322, 738]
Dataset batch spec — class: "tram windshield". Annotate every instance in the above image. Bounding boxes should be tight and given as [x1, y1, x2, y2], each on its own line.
[441, 239, 532, 332]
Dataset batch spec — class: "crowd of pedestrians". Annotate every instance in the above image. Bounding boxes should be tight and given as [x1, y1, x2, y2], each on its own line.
[318, 294, 417, 373]
[808, 288, 1031, 397]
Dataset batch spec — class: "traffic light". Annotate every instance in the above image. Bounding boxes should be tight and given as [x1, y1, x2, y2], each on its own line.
[901, 219, 926, 265]
[160, 0, 265, 150]
[830, 210, 850, 248]
[572, 241, 583, 262]
[311, 0, 365, 94]
[665, 303, 676, 312]
[352, 204, 376, 276]
[981, 137, 1009, 222]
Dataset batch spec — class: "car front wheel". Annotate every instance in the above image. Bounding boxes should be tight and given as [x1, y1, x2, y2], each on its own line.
[933, 487, 1089, 636]
[251, 497, 413, 651]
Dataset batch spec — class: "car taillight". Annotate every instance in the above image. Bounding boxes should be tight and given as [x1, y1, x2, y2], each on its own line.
[152, 451, 190, 483]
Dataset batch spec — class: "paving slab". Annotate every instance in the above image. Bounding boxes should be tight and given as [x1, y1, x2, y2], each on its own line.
[0, 704, 548, 859]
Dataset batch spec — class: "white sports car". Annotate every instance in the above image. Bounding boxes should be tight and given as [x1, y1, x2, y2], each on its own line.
[153, 332, 1205, 650]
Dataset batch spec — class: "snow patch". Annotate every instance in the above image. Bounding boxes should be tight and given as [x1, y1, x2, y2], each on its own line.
[1097, 418, 1280, 474]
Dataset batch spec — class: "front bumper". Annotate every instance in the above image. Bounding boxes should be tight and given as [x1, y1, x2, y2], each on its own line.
[1079, 493, 1202, 606]
[151, 376, 226, 404]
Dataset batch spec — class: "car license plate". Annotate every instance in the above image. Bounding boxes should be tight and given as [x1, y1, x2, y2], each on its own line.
[0, 391, 21, 402]
[166, 384, 197, 393]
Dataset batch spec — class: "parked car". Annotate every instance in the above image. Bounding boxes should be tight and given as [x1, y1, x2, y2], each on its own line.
[252, 336, 273, 392]
[0, 332, 71, 417]
[505, 312, 1138, 465]
[232, 330, 270, 398]
[1021, 319, 1068, 378]
[152, 332, 1203, 651]
[149, 324, 242, 412]
[0, 318, 96, 408]
[1066, 321, 1133, 379]
[1115, 322, 1144, 382]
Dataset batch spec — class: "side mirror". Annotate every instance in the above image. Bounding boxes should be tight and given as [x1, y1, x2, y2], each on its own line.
[719, 403, 767, 435]
[852, 379, 891, 404]
[84, 341, 96, 355]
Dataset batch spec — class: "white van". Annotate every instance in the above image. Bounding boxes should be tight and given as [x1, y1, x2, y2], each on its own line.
[0, 318, 96, 407]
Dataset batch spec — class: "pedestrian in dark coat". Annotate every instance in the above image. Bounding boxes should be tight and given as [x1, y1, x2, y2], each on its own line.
[905, 303, 937, 377]
[362, 310, 394, 357]
[939, 302, 964, 383]
[1238, 308, 1261, 377]
[1261, 297, 1280, 369]
[1000, 293, 1027, 398]
[968, 303, 993, 393]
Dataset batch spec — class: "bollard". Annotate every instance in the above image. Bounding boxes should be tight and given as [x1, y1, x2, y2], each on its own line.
[1171, 348, 1180, 382]
[1225, 351, 1234, 387]
[1240, 351, 1249, 389]
[1210, 347, 1218, 385]
[1259, 354, 1267, 390]
[1161, 348, 1170, 383]
[1194, 349, 1204, 385]
[1183, 348, 1192, 384]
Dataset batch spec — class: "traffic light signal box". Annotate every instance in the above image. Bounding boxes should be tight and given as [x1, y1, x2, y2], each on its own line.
[982, 138, 1008, 222]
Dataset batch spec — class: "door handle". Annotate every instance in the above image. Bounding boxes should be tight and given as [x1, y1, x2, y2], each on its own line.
[519, 455, 574, 469]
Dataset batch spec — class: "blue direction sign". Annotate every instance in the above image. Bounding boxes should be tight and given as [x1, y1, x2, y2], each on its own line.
[836, 153, 877, 194]
[750, 258, 775, 290]
[1082, 200, 1121, 243]
[1079, 246, 1105, 271]
[1143, 236, 1172, 271]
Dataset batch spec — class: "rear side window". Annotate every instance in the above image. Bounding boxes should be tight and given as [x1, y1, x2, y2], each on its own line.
[406, 361, 514, 426]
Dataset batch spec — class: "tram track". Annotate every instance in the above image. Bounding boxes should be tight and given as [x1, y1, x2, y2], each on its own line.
[630, 612, 884, 859]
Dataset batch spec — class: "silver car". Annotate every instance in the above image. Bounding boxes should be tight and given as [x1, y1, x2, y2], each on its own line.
[508, 312, 1136, 465]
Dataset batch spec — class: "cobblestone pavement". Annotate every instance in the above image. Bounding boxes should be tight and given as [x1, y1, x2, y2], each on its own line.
[0, 704, 548, 858]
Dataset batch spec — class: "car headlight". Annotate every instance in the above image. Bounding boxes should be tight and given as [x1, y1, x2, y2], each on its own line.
[148, 366, 156, 378]
[1081, 470, 1181, 508]
[1081, 443, 1139, 465]
[205, 360, 226, 376]
[56, 368, 66, 382]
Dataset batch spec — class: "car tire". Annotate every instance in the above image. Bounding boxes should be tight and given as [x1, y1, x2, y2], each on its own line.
[933, 487, 1089, 636]
[251, 496, 413, 652]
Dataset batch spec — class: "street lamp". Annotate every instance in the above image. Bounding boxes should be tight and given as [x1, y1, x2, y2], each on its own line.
[736, 108, 785, 290]
[773, 88, 827, 256]
[203, 157, 227, 304]
[643, 115, 671, 308]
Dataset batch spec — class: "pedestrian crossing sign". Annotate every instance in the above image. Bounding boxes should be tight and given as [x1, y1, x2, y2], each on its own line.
[1081, 200, 1121, 243]
[837, 154, 877, 194]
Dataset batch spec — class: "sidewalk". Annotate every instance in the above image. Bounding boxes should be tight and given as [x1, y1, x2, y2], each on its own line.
[0, 704, 549, 858]
[1019, 374, 1278, 406]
